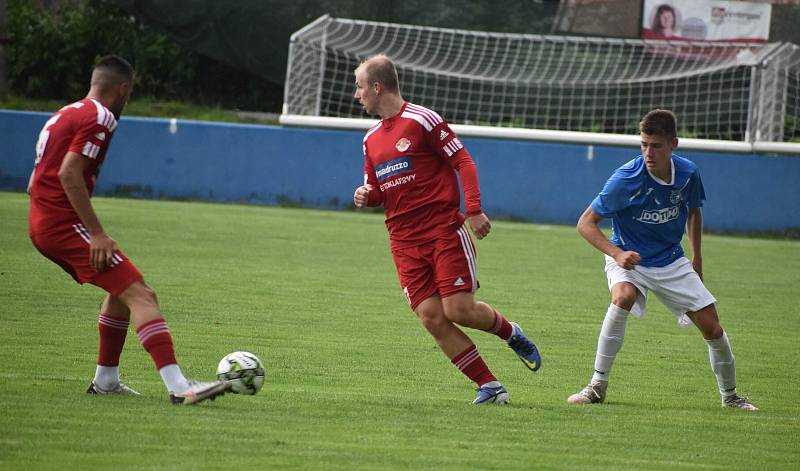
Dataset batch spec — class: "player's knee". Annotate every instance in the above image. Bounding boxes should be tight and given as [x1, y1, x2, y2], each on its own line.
[120, 281, 159, 309]
[416, 308, 448, 334]
[442, 304, 471, 324]
[611, 285, 637, 311]
[610, 295, 636, 311]
[101, 294, 130, 317]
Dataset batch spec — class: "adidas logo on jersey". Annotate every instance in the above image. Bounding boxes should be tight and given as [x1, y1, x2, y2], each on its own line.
[454, 277, 465, 286]
[439, 129, 449, 141]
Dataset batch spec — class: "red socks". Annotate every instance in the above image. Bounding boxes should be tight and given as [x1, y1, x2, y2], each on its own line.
[484, 310, 513, 341]
[451, 344, 496, 386]
[136, 318, 178, 369]
[97, 314, 129, 366]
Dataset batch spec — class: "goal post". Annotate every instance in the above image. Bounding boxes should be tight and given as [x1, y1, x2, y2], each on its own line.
[283, 15, 800, 147]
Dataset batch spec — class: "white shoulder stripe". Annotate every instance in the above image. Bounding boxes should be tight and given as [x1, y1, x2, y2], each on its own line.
[401, 111, 433, 132]
[363, 122, 382, 156]
[90, 99, 118, 132]
[363, 122, 382, 142]
[405, 103, 443, 128]
[406, 103, 443, 124]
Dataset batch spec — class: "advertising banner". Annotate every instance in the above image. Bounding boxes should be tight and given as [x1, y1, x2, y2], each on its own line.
[641, 0, 771, 42]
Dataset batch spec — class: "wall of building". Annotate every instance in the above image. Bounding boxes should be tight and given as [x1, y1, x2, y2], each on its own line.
[2, 110, 798, 233]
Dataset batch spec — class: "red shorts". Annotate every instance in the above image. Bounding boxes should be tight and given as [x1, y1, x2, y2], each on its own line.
[30, 222, 143, 296]
[391, 225, 479, 310]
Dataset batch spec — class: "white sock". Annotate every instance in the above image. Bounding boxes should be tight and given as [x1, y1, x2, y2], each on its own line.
[706, 331, 737, 397]
[93, 365, 120, 390]
[591, 304, 629, 383]
[159, 364, 190, 394]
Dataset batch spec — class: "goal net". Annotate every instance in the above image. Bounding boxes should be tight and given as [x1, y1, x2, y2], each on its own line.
[284, 15, 800, 143]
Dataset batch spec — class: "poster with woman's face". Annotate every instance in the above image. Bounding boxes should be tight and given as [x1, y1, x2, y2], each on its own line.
[640, 0, 771, 42]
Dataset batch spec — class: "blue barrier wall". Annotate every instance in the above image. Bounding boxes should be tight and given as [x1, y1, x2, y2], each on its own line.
[2, 110, 799, 233]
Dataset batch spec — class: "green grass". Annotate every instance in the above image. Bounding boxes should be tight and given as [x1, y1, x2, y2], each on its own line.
[0, 95, 278, 125]
[0, 191, 798, 470]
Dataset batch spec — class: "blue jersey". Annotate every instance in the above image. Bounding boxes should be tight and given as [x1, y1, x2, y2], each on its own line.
[590, 155, 706, 267]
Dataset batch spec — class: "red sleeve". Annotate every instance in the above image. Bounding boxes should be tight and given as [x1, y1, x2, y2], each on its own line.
[68, 113, 108, 160]
[427, 122, 482, 216]
[451, 150, 482, 216]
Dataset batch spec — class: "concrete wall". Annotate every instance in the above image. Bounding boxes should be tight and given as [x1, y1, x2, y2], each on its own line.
[2, 110, 799, 233]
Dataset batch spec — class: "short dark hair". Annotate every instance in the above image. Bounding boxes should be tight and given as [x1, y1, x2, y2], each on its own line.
[639, 109, 677, 138]
[359, 54, 400, 93]
[94, 54, 134, 82]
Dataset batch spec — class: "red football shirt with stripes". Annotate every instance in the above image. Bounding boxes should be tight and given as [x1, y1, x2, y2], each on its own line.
[29, 98, 118, 236]
[361, 101, 482, 248]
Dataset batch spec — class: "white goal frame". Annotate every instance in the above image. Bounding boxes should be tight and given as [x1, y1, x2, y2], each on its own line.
[282, 15, 800, 154]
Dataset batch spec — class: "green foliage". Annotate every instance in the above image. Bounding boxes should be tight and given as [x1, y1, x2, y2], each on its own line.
[6, 0, 281, 110]
[1, 192, 799, 469]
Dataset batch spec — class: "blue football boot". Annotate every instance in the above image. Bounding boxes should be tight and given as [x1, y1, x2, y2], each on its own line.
[507, 322, 542, 372]
[473, 382, 510, 405]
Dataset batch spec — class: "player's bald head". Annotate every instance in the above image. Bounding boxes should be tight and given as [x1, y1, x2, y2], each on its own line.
[356, 54, 400, 94]
[90, 54, 134, 90]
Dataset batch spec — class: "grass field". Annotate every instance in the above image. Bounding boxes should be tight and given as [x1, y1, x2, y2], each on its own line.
[1, 191, 798, 470]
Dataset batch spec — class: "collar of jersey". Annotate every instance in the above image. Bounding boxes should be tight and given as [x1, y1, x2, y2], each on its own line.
[645, 157, 675, 186]
[381, 101, 409, 130]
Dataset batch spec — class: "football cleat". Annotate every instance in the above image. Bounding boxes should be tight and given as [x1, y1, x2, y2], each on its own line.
[507, 322, 542, 372]
[473, 383, 510, 405]
[567, 380, 607, 404]
[722, 394, 758, 411]
[86, 381, 141, 396]
[170, 380, 232, 405]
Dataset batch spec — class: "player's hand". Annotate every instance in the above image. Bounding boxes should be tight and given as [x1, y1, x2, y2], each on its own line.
[90, 232, 118, 272]
[467, 213, 491, 240]
[692, 256, 703, 281]
[614, 250, 641, 270]
[353, 184, 373, 208]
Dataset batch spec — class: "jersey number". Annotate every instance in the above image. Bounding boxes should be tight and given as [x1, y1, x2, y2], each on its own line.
[34, 115, 61, 166]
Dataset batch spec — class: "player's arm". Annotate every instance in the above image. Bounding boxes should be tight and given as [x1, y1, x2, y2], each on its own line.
[354, 157, 383, 208]
[577, 207, 640, 270]
[686, 206, 703, 280]
[451, 150, 490, 240]
[27, 167, 35, 195]
[58, 151, 117, 271]
[433, 124, 490, 239]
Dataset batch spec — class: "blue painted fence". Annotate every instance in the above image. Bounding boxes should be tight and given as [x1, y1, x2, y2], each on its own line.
[2, 110, 798, 233]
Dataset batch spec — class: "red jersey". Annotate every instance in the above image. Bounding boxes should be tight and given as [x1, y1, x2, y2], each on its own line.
[29, 98, 118, 235]
[362, 102, 482, 248]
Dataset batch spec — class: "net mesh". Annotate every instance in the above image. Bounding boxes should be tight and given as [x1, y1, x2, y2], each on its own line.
[285, 16, 800, 142]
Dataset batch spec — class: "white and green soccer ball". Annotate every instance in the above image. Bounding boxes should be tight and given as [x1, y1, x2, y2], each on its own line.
[216, 351, 265, 395]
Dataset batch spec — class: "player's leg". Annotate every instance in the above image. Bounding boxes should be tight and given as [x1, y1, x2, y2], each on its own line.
[414, 295, 508, 405]
[437, 226, 541, 371]
[29, 227, 139, 395]
[115, 280, 231, 404]
[116, 280, 187, 392]
[648, 257, 756, 410]
[442, 292, 541, 371]
[32, 225, 228, 403]
[87, 294, 140, 395]
[568, 281, 637, 404]
[90, 250, 229, 404]
[395, 244, 507, 405]
[687, 304, 757, 410]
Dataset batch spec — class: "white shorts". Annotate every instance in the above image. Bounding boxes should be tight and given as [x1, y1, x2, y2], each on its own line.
[604, 255, 717, 328]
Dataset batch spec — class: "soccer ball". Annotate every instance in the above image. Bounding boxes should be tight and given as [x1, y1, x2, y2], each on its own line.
[216, 351, 265, 395]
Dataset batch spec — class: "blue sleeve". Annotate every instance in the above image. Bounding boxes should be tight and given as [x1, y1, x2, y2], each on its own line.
[687, 170, 706, 208]
[590, 174, 632, 217]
